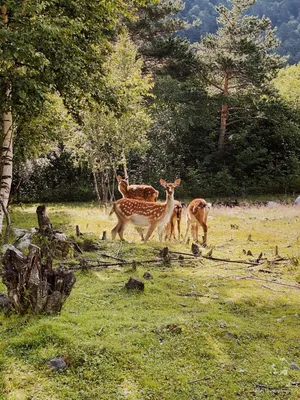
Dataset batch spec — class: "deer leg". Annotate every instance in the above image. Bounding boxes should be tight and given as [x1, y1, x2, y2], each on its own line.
[199, 221, 208, 245]
[184, 219, 191, 242]
[157, 224, 165, 242]
[135, 227, 144, 241]
[111, 221, 122, 240]
[177, 218, 181, 241]
[118, 221, 130, 241]
[144, 223, 157, 242]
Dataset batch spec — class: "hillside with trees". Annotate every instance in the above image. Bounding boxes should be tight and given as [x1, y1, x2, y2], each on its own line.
[179, 0, 300, 65]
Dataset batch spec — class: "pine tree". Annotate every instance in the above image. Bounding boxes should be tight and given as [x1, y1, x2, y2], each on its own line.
[197, 0, 284, 153]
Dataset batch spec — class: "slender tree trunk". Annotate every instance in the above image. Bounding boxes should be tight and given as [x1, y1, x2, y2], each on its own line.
[92, 170, 101, 203]
[122, 150, 129, 183]
[0, 6, 13, 238]
[111, 165, 117, 202]
[218, 71, 230, 154]
[100, 171, 108, 205]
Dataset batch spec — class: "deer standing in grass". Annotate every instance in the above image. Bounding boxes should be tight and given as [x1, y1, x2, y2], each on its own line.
[116, 175, 158, 202]
[116, 175, 159, 240]
[184, 199, 210, 245]
[111, 179, 181, 242]
[164, 200, 183, 241]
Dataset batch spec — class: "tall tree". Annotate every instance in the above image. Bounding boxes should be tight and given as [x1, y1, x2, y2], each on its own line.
[197, 0, 284, 153]
[68, 33, 153, 202]
[0, 0, 147, 236]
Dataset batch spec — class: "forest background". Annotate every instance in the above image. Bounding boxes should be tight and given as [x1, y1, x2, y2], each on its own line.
[1, 0, 300, 216]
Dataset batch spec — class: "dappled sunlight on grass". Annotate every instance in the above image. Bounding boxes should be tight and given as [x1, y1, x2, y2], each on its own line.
[1, 202, 300, 399]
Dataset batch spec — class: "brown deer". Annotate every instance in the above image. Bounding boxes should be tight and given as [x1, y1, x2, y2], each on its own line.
[184, 198, 210, 245]
[111, 179, 181, 242]
[116, 175, 159, 202]
[164, 200, 183, 241]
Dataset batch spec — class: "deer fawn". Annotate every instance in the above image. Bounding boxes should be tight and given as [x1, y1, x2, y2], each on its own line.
[111, 179, 181, 242]
[184, 198, 210, 245]
[164, 200, 183, 241]
[116, 175, 158, 202]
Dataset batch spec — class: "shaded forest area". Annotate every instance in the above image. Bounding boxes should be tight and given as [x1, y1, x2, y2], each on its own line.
[1, 0, 300, 213]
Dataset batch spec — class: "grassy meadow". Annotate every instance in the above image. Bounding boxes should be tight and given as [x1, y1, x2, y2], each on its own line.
[0, 202, 300, 399]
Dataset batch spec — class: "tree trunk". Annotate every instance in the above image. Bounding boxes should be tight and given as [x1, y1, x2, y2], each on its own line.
[2, 245, 76, 315]
[122, 150, 129, 183]
[0, 6, 13, 238]
[217, 71, 230, 154]
[36, 205, 53, 234]
[100, 171, 108, 205]
[92, 170, 101, 203]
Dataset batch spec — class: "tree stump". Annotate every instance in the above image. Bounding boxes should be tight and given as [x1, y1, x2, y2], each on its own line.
[2, 245, 76, 315]
[125, 277, 144, 291]
[36, 205, 53, 234]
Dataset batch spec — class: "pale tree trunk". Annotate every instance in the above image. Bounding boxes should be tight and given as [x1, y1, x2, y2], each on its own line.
[0, 96, 13, 236]
[0, 6, 13, 239]
[218, 70, 230, 154]
[121, 150, 129, 183]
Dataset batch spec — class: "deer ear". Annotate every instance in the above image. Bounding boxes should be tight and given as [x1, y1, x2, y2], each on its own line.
[160, 179, 167, 188]
[117, 175, 122, 182]
[174, 178, 181, 187]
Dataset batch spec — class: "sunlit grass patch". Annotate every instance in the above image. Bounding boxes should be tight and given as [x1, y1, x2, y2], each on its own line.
[1, 202, 300, 399]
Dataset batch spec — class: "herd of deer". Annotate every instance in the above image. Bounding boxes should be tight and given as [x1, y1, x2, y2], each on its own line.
[110, 176, 210, 244]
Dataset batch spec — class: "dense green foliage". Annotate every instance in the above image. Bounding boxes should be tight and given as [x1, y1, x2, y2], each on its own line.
[179, 0, 300, 65]
[1, 0, 299, 202]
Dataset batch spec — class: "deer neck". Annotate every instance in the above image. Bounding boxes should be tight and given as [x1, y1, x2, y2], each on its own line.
[162, 192, 175, 221]
[119, 183, 128, 197]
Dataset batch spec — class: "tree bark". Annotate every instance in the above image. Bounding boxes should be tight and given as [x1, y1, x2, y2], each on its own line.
[92, 170, 101, 203]
[2, 245, 76, 315]
[217, 70, 230, 154]
[122, 150, 129, 183]
[100, 171, 108, 205]
[0, 7, 13, 239]
[36, 205, 53, 234]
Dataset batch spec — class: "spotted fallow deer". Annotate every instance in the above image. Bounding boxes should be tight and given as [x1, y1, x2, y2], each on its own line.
[116, 175, 159, 202]
[164, 200, 183, 241]
[184, 198, 210, 245]
[111, 179, 181, 242]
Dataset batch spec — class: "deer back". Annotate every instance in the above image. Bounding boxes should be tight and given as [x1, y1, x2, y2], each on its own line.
[114, 198, 171, 226]
[117, 176, 158, 202]
[187, 199, 209, 223]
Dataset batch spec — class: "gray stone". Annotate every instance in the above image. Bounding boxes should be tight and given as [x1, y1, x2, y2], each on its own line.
[294, 196, 300, 205]
[48, 357, 67, 371]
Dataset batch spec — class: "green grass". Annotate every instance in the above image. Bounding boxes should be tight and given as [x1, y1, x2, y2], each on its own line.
[1, 203, 300, 399]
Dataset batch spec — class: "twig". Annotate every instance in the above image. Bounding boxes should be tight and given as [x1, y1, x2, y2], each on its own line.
[169, 250, 199, 257]
[261, 284, 283, 292]
[115, 242, 123, 258]
[98, 253, 126, 262]
[202, 255, 260, 266]
[178, 292, 209, 297]
[250, 273, 300, 289]
[169, 250, 261, 266]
